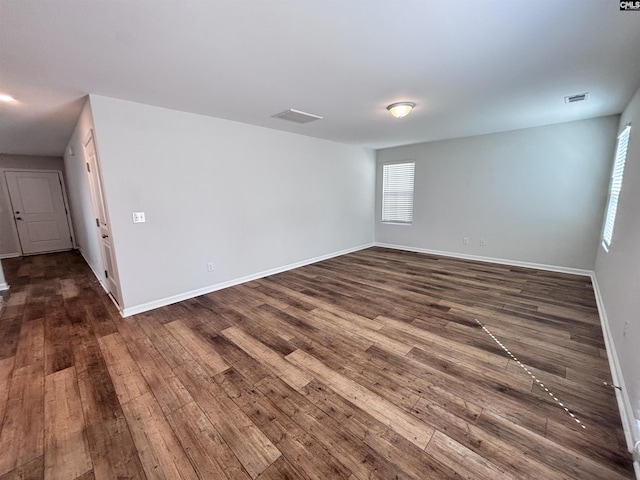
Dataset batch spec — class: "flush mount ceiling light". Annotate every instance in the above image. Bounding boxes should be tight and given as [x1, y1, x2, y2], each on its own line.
[387, 102, 416, 118]
[0, 93, 16, 102]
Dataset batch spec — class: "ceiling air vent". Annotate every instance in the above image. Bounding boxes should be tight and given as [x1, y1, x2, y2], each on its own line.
[272, 109, 323, 124]
[564, 92, 589, 104]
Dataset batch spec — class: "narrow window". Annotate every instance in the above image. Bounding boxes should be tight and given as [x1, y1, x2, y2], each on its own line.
[602, 125, 631, 251]
[382, 161, 415, 224]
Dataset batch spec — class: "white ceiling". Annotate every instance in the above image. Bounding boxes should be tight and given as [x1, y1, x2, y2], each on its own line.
[1, 0, 640, 156]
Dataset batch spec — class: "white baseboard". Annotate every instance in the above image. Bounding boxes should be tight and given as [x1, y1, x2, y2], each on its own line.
[122, 243, 375, 317]
[77, 249, 122, 312]
[374, 243, 593, 277]
[0, 253, 20, 260]
[591, 274, 639, 470]
[0, 282, 9, 291]
[78, 248, 109, 294]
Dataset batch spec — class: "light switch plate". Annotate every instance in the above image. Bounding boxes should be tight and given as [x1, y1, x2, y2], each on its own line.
[132, 212, 146, 223]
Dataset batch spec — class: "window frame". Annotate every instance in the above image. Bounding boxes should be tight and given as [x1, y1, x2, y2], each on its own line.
[602, 124, 631, 252]
[381, 161, 415, 225]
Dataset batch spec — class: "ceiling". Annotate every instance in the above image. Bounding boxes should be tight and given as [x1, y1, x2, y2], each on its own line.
[1, 1, 640, 156]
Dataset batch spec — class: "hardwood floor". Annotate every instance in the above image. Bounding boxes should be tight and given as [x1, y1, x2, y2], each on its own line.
[0, 247, 634, 479]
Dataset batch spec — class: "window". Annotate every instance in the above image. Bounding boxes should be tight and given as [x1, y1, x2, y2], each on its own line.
[382, 161, 415, 224]
[602, 125, 631, 251]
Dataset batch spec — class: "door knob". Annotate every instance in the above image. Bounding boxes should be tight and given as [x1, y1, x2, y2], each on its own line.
[102, 234, 109, 239]
[15, 217, 22, 220]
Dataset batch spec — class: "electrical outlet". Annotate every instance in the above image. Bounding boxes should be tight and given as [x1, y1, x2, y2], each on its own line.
[623, 320, 629, 337]
[207, 262, 214, 272]
[463, 237, 469, 245]
[480, 239, 486, 247]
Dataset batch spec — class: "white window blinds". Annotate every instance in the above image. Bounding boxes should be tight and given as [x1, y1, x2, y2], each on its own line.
[382, 162, 415, 224]
[602, 125, 631, 251]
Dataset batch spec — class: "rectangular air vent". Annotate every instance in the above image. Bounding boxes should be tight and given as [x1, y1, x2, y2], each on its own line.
[272, 109, 323, 124]
[564, 92, 589, 104]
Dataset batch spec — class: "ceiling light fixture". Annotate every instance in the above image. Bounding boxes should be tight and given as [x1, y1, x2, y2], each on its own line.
[0, 93, 16, 102]
[387, 102, 416, 118]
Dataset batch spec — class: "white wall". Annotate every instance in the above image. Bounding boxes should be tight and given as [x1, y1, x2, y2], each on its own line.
[0, 155, 65, 257]
[89, 95, 375, 314]
[376, 116, 619, 270]
[594, 84, 640, 456]
[63, 99, 106, 286]
[0, 261, 7, 290]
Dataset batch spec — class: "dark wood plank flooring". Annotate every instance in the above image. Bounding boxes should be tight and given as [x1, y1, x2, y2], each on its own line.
[0, 248, 634, 479]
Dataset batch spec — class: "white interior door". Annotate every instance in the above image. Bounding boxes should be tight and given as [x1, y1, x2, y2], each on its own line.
[83, 131, 121, 305]
[5, 171, 73, 255]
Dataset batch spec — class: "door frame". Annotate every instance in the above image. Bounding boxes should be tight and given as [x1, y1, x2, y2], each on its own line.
[1, 168, 76, 256]
[83, 129, 123, 307]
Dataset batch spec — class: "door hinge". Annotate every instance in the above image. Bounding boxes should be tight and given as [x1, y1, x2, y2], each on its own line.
[86, 162, 91, 173]
[105, 270, 109, 279]
[96, 218, 100, 227]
